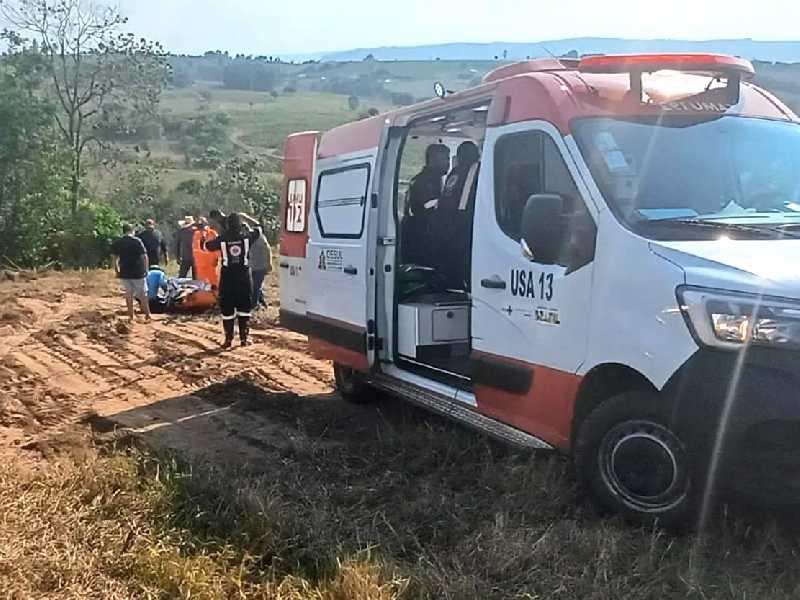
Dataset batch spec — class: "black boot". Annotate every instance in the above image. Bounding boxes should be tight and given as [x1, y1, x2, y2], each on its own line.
[238, 316, 250, 346]
[222, 319, 235, 348]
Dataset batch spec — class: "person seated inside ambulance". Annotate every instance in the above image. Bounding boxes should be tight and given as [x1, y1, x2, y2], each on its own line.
[403, 143, 450, 266]
[434, 141, 480, 290]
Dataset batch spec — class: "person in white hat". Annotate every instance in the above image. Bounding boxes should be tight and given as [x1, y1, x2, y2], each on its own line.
[175, 216, 197, 278]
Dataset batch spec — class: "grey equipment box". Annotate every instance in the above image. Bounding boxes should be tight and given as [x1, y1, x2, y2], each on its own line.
[397, 301, 470, 359]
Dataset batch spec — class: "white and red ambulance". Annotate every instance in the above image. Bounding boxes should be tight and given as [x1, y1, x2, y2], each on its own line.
[278, 53, 800, 525]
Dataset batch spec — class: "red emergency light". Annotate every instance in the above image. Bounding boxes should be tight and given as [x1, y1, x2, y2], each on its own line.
[578, 53, 755, 104]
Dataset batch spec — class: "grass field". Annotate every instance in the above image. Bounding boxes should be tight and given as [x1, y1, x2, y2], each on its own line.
[232, 93, 387, 152]
[5, 384, 800, 599]
[160, 89, 390, 153]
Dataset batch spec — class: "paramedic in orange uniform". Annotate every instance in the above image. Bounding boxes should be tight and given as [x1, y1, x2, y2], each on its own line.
[193, 218, 221, 289]
[203, 213, 262, 348]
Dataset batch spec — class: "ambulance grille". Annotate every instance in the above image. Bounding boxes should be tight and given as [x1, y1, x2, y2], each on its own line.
[369, 374, 554, 451]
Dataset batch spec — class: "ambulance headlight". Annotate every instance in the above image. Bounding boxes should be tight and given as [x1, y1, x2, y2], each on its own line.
[678, 287, 800, 350]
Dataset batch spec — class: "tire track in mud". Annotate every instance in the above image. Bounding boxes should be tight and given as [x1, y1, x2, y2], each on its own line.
[152, 320, 333, 392]
[0, 278, 334, 453]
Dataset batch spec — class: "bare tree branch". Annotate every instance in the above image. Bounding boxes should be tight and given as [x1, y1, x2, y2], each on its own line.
[0, 0, 168, 212]
[78, 134, 97, 153]
[53, 112, 69, 140]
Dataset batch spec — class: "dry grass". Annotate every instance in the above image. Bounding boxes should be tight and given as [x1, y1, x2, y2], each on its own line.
[3, 380, 800, 600]
[0, 452, 408, 599]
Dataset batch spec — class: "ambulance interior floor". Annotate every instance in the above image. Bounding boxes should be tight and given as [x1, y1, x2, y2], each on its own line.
[402, 344, 473, 386]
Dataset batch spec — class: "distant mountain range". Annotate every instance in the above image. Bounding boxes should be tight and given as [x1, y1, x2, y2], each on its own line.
[303, 38, 800, 63]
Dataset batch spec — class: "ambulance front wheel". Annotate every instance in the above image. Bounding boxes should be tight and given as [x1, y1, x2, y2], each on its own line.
[333, 363, 373, 404]
[574, 391, 699, 529]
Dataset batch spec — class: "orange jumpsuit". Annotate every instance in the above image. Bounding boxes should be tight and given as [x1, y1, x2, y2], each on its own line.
[192, 228, 221, 289]
[178, 228, 220, 312]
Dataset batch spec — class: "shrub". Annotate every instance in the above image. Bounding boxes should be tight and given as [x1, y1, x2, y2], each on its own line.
[48, 200, 122, 268]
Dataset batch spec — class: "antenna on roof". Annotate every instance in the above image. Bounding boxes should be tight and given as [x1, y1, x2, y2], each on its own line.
[538, 44, 556, 59]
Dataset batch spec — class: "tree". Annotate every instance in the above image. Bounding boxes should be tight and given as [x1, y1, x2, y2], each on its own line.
[109, 163, 163, 223]
[221, 59, 279, 91]
[203, 157, 281, 241]
[1, 0, 169, 213]
[348, 95, 359, 110]
[0, 58, 72, 266]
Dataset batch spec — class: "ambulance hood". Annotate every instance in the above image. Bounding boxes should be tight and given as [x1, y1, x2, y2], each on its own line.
[651, 240, 800, 299]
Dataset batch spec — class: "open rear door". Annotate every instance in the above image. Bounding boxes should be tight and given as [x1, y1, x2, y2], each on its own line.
[278, 131, 318, 330]
[305, 150, 378, 372]
[304, 99, 398, 374]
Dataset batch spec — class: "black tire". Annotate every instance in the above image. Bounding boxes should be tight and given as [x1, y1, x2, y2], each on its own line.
[333, 363, 372, 404]
[574, 391, 700, 529]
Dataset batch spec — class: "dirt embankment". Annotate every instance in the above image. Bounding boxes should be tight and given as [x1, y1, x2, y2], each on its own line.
[0, 270, 333, 462]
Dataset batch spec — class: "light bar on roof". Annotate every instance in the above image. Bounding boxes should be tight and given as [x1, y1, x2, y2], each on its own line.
[578, 53, 755, 78]
[579, 53, 754, 105]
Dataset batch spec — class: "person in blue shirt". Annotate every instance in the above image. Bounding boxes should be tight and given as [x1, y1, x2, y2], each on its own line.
[146, 265, 170, 314]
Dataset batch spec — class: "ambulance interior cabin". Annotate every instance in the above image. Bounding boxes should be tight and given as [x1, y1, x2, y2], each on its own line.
[394, 103, 488, 386]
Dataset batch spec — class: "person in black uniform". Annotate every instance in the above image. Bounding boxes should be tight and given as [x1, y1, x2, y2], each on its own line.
[436, 141, 480, 289]
[404, 144, 450, 265]
[203, 212, 262, 348]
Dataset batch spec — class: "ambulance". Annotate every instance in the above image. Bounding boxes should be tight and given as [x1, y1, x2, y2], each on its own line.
[278, 53, 800, 525]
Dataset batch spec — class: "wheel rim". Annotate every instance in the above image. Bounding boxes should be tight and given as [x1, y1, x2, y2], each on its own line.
[599, 419, 689, 513]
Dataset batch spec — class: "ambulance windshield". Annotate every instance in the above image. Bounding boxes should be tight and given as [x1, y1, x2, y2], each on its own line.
[573, 115, 800, 240]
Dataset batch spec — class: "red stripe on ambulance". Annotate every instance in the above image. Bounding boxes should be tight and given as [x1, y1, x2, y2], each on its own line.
[472, 351, 582, 450]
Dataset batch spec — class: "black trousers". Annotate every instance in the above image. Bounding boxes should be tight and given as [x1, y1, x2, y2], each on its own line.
[178, 261, 194, 279]
[219, 271, 253, 319]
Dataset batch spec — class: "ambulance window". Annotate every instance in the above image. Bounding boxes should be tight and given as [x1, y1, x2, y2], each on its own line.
[494, 131, 596, 269]
[494, 132, 583, 239]
[315, 164, 370, 238]
[495, 132, 544, 239]
[286, 179, 307, 233]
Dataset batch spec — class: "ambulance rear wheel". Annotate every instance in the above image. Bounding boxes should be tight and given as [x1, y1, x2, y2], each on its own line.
[575, 391, 699, 529]
[333, 363, 372, 404]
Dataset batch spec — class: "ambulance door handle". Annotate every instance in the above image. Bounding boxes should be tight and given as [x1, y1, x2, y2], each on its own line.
[481, 277, 506, 290]
[279, 261, 290, 269]
[344, 266, 358, 275]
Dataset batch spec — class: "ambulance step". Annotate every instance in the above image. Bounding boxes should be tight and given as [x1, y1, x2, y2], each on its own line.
[369, 374, 554, 451]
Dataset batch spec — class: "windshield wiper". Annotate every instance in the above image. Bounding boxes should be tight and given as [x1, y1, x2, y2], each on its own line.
[642, 218, 800, 239]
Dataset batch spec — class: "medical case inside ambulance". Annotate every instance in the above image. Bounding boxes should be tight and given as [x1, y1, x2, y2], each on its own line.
[397, 293, 470, 359]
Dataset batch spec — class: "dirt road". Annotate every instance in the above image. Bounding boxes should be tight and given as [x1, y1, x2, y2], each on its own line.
[0, 270, 335, 464]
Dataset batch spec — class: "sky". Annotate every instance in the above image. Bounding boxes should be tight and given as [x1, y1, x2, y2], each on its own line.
[117, 0, 800, 56]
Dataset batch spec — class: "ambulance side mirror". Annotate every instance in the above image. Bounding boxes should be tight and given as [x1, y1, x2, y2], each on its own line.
[520, 194, 564, 265]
